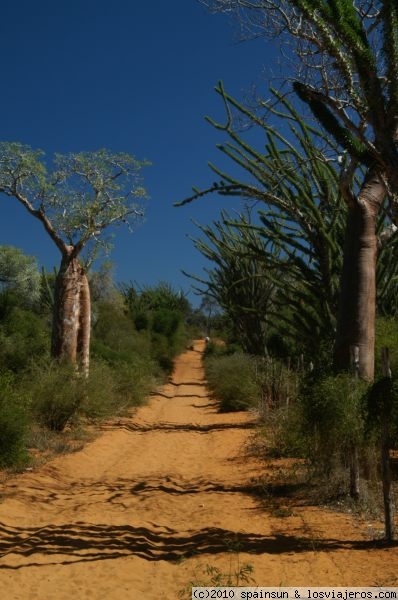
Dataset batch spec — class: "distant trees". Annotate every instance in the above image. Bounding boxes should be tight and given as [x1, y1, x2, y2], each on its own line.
[121, 282, 191, 372]
[0, 245, 41, 303]
[0, 144, 148, 373]
[200, 0, 398, 379]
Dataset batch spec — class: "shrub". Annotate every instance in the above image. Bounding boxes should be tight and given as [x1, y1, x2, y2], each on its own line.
[25, 352, 160, 431]
[0, 371, 29, 467]
[254, 357, 299, 415]
[0, 304, 49, 372]
[205, 352, 260, 411]
[27, 362, 85, 432]
[113, 357, 158, 407]
[296, 373, 370, 473]
[92, 301, 150, 360]
[81, 357, 159, 418]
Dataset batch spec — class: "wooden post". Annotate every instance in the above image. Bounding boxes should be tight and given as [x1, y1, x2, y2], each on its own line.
[286, 357, 291, 409]
[381, 347, 394, 542]
[350, 345, 360, 377]
[349, 345, 360, 500]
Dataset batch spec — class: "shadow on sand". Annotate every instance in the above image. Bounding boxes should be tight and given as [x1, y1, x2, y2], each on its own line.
[0, 520, 396, 570]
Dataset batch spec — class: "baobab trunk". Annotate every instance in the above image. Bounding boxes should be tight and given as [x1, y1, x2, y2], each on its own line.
[52, 252, 90, 373]
[77, 271, 91, 376]
[334, 171, 385, 380]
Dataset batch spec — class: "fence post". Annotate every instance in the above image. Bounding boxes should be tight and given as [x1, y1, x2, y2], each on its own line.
[381, 347, 394, 542]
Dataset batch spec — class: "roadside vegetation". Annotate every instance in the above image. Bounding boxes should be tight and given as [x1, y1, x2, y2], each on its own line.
[181, 80, 398, 531]
[0, 246, 200, 470]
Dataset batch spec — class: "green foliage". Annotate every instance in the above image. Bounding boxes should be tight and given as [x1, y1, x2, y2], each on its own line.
[205, 352, 260, 411]
[254, 357, 299, 414]
[121, 282, 191, 373]
[0, 245, 41, 304]
[28, 362, 85, 431]
[188, 211, 273, 355]
[92, 299, 150, 363]
[0, 143, 149, 260]
[180, 85, 347, 356]
[25, 353, 159, 432]
[295, 374, 370, 472]
[0, 372, 29, 467]
[293, 82, 372, 165]
[181, 83, 398, 360]
[375, 317, 398, 375]
[0, 300, 50, 372]
[152, 308, 181, 337]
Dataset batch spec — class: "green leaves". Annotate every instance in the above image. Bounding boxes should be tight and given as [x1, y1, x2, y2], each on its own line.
[0, 144, 149, 260]
[293, 82, 372, 165]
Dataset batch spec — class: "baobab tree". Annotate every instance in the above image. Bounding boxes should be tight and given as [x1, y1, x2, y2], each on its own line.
[200, 0, 398, 380]
[0, 143, 148, 373]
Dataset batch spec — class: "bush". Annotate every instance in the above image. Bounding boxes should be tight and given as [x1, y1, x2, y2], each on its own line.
[27, 362, 85, 431]
[24, 352, 160, 431]
[0, 372, 29, 467]
[113, 357, 158, 407]
[254, 357, 299, 415]
[81, 357, 159, 418]
[0, 304, 49, 372]
[205, 352, 260, 411]
[92, 301, 150, 360]
[294, 374, 370, 472]
[204, 350, 298, 414]
[375, 316, 398, 376]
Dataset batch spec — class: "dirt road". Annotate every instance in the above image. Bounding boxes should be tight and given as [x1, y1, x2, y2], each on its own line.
[0, 341, 397, 599]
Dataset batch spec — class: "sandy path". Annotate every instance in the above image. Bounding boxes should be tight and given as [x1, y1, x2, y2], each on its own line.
[0, 340, 397, 599]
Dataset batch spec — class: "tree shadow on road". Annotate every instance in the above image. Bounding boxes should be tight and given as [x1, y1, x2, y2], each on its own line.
[0, 521, 396, 570]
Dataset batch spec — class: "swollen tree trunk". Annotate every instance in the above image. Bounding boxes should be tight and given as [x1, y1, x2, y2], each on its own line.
[52, 251, 90, 373]
[334, 171, 385, 380]
[77, 271, 91, 376]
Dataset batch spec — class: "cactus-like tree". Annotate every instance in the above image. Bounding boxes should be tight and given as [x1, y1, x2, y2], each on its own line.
[178, 83, 398, 361]
[187, 209, 275, 354]
[199, 0, 398, 379]
[0, 143, 148, 373]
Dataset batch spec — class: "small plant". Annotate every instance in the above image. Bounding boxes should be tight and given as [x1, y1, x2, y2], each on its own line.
[178, 551, 255, 599]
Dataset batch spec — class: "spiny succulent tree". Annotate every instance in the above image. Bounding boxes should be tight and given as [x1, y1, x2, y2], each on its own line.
[178, 84, 347, 356]
[178, 83, 398, 362]
[0, 143, 148, 373]
[187, 209, 276, 355]
[199, 0, 398, 379]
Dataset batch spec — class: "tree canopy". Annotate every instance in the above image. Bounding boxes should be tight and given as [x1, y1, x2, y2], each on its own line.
[0, 143, 149, 261]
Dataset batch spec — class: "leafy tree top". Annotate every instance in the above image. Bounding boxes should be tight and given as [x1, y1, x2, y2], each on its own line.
[0, 143, 149, 261]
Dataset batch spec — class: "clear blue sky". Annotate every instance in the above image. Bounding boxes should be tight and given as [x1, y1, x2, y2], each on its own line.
[0, 0, 277, 305]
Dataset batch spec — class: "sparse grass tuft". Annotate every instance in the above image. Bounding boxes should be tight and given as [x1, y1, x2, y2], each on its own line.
[178, 550, 255, 599]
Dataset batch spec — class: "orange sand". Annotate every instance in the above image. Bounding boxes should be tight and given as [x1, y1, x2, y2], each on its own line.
[0, 340, 397, 599]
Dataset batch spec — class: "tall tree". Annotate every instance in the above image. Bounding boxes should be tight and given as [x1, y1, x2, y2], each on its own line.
[187, 210, 275, 354]
[0, 143, 148, 373]
[178, 84, 398, 361]
[200, 0, 398, 379]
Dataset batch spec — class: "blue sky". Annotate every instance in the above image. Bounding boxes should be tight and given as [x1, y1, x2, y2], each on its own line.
[0, 0, 278, 305]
